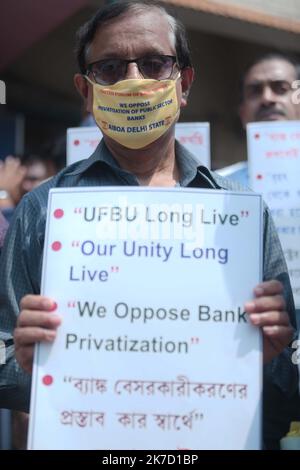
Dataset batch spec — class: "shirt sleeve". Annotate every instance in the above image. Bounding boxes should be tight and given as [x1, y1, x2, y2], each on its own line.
[263, 203, 297, 330]
[0, 193, 44, 411]
[262, 203, 300, 447]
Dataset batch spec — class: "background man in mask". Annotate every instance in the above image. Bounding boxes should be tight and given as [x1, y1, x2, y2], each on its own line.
[0, 1, 298, 450]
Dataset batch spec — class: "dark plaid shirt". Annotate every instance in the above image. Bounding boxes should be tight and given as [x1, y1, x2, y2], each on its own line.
[0, 210, 8, 249]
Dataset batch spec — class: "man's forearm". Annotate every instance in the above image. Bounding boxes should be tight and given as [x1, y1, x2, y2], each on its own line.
[0, 346, 31, 412]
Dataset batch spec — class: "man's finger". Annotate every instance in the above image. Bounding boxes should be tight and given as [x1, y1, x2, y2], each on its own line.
[262, 325, 295, 363]
[20, 294, 56, 311]
[14, 327, 57, 346]
[17, 311, 61, 329]
[244, 294, 286, 313]
[248, 310, 290, 327]
[254, 280, 283, 297]
[263, 325, 294, 347]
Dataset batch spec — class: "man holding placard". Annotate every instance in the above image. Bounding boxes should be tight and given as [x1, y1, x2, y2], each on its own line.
[219, 52, 300, 186]
[240, 53, 300, 126]
[0, 1, 298, 450]
[224, 53, 300, 439]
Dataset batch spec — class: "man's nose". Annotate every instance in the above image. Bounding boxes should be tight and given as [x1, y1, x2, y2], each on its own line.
[261, 85, 277, 104]
[125, 62, 143, 80]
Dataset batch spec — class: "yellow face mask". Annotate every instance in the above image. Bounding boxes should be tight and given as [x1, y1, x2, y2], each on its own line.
[86, 76, 180, 149]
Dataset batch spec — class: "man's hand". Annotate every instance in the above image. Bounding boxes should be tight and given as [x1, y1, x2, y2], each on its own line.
[14, 295, 61, 374]
[245, 280, 294, 364]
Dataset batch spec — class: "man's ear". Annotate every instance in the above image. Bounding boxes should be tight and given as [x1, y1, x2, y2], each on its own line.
[74, 74, 89, 99]
[180, 67, 195, 108]
[74, 74, 92, 113]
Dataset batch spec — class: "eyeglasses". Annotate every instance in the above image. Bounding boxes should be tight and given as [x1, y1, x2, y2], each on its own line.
[244, 80, 294, 99]
[86, 55, 178, 85]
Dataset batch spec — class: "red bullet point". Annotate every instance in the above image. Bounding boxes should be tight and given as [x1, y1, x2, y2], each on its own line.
[54, 209, 64, 219]
[51, 241, 62, 251]
[256, 174, 263, 180]
[254, 133, 260, 139]
[74, 140, 80, 146]
[42, 375, 53, 386]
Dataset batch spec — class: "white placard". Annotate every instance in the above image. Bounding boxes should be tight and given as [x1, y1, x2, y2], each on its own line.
[174, 123, 210, 167]
[67, 123, 210, 167]
[67, 126, 103, 166]
[28, 188, 262, 450]
[247, 121, 300, 307]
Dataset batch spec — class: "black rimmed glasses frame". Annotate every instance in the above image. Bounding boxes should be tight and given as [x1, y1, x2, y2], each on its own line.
[86, 55, 178, 85]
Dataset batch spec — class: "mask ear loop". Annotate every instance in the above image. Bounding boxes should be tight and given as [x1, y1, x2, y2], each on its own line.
[173, 72, 182, 121]
[173, 71, 181, 82]
[84, 75, 94, 85]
